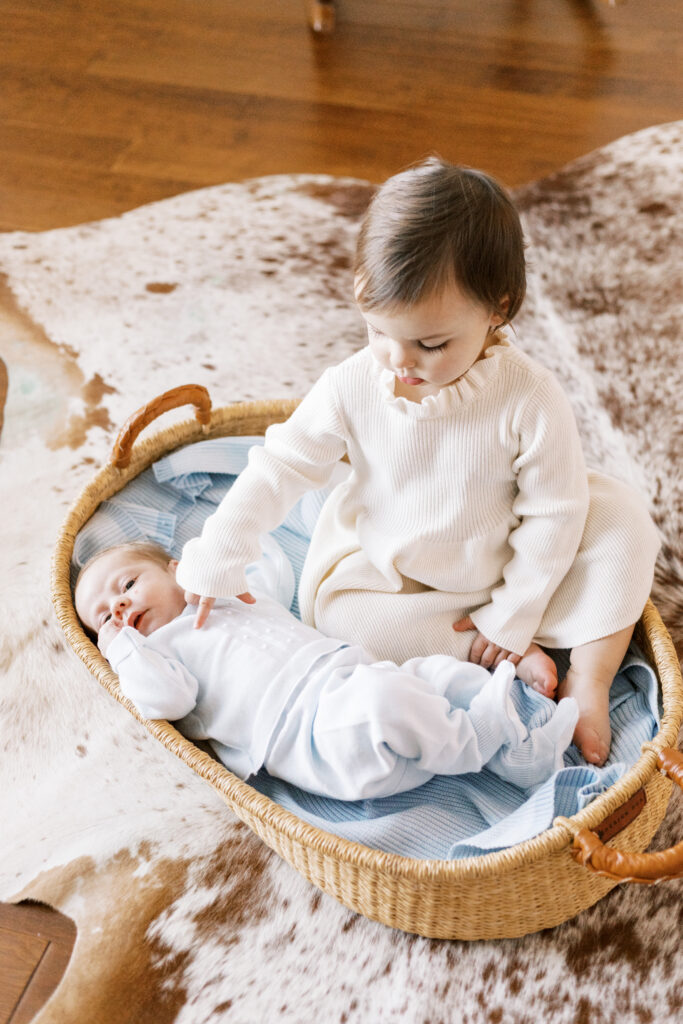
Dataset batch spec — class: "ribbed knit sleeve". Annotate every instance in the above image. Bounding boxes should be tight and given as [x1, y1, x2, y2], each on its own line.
[176, 366, 350, 599]
[470, 372, 589, 654]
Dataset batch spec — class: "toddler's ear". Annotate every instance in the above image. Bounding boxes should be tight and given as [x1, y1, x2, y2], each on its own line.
[168, 559, 180, 577]
[494, 295, 511, 324]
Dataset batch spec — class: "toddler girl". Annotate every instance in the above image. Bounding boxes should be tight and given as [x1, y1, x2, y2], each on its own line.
[177, 158, 660, 767]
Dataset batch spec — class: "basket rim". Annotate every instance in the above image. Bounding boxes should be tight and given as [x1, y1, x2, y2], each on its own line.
[51, 397, 683, 884]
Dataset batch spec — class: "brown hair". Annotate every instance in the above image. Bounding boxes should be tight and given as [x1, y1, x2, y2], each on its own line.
[354, 158, 526, 323]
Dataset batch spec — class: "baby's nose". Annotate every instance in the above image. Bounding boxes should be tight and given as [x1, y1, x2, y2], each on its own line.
[112, 595, 130, 618]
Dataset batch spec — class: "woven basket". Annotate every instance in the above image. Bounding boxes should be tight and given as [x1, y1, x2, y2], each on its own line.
[51, 386, 683, 940]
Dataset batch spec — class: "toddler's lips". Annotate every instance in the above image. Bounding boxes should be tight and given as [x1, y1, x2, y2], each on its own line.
[398, 375, 425, 385]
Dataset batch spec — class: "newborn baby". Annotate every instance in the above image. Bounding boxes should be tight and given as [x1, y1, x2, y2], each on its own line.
[75, 540, 578, 799]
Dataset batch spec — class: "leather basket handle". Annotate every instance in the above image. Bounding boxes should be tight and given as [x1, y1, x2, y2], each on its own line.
[570, 748, 683, 883]
[110, 384, 212, 469]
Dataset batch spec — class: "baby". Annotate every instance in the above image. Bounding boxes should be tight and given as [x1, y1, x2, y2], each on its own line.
[175, 158, 659, 767]
[74, 542, 579, 800]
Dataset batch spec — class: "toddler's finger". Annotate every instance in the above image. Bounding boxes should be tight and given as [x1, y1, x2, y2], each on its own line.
[194, 597, 215, 629]
[184, 590, 200, 605]
[452, 615, 475, 632]
[237, 592, 256, 605]
[480, 643, 500, 669]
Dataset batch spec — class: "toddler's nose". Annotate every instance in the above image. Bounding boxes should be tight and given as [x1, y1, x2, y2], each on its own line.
[390, 341, 415, 369]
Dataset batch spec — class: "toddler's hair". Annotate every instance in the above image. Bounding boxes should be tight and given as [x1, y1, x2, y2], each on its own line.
[354, 157, 526, 323]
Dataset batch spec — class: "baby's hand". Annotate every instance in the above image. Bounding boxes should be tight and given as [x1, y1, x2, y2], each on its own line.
[452, 616, 521, 669]
[184, 590, 256, 629]
[97, 617, 123, 658]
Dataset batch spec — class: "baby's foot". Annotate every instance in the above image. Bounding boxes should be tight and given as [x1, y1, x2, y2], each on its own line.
[467, 660, 527, 763]
[515, 643, 558, 698]
[485, 697, 578, 788]
[557, 669, 612, 766]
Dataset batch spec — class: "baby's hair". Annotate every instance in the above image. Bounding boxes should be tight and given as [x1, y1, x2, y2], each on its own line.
[354, 157, 526, 323]
[75, 540, 173, 591]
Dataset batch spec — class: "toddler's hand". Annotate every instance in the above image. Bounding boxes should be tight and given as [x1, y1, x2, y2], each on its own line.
[452, 616, 521, 669]
[184, 590, 256, 629]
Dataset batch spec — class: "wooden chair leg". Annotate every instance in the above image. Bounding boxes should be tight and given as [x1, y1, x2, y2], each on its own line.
[308, 1, 335, 34]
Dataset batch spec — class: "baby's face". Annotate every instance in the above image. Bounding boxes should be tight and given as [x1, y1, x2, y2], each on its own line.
[75, 550, 187, 647]
[359, 282, 505, 398]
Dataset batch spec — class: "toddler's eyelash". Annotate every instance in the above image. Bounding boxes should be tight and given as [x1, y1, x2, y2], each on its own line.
[367, 323, 449, 353]
[419, 341, 448, 353]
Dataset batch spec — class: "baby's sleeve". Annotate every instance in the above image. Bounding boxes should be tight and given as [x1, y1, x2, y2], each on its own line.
[107, 627, 200, 721]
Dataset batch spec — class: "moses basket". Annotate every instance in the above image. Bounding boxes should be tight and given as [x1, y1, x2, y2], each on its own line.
[52, 385, 683, 940]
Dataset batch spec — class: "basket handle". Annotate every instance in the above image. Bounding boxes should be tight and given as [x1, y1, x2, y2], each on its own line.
[110, 385, 212, 469]
[570, 748, 683, 883]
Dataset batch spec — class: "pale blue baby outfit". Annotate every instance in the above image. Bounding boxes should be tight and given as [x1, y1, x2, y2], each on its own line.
[106, 541, 578, 800]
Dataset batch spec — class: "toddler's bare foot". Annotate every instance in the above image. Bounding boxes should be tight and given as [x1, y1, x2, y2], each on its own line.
[557, 669, 611, 766]
[515, 643, 558, 698]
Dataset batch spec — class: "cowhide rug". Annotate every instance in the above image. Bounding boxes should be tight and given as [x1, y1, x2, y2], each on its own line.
[1, 121, 681, 1024]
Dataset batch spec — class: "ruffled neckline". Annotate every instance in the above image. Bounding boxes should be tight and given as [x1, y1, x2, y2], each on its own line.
[372, 331, 511, 418]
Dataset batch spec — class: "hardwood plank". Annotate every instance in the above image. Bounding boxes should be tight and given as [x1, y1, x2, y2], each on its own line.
[0, 902, 76, 1024]
[85, 11, 679, 114]
[0, 927, 48, 1023]
[0, 123, 128, 168]
[0, 0, 680, 231]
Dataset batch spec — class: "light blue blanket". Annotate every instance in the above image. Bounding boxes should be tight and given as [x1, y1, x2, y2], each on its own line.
[73, 438, 661, 860]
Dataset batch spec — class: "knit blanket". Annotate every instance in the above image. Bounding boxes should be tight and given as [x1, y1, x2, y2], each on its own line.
[1, 120, 681, 1023]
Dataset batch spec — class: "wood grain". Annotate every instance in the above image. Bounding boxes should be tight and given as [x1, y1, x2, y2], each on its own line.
[0, 0, 680, 231]
[0, 902, 76, 1024]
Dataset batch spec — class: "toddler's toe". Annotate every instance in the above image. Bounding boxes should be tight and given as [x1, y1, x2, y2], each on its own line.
[576, 726, 610, 767]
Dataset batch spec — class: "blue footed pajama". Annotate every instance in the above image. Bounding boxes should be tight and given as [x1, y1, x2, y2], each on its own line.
[108, 589, 578, 801]
[266, 651, 578, 799]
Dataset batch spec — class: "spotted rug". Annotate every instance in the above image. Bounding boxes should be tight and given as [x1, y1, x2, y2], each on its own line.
[1, 121, 681, 1024]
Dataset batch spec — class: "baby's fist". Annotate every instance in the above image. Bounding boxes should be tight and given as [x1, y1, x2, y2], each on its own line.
[97, 617, 123, 658]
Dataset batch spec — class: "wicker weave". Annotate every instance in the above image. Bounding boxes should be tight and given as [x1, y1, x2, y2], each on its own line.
[51, 397, 683, 940]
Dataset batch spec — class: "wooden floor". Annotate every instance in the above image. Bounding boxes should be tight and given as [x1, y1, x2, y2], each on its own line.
[1, 0, 681, 232]
[0, 903, 76, 1024]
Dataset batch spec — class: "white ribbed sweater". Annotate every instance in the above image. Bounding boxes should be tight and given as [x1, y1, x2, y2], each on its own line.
[177, 336, 599, 655]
